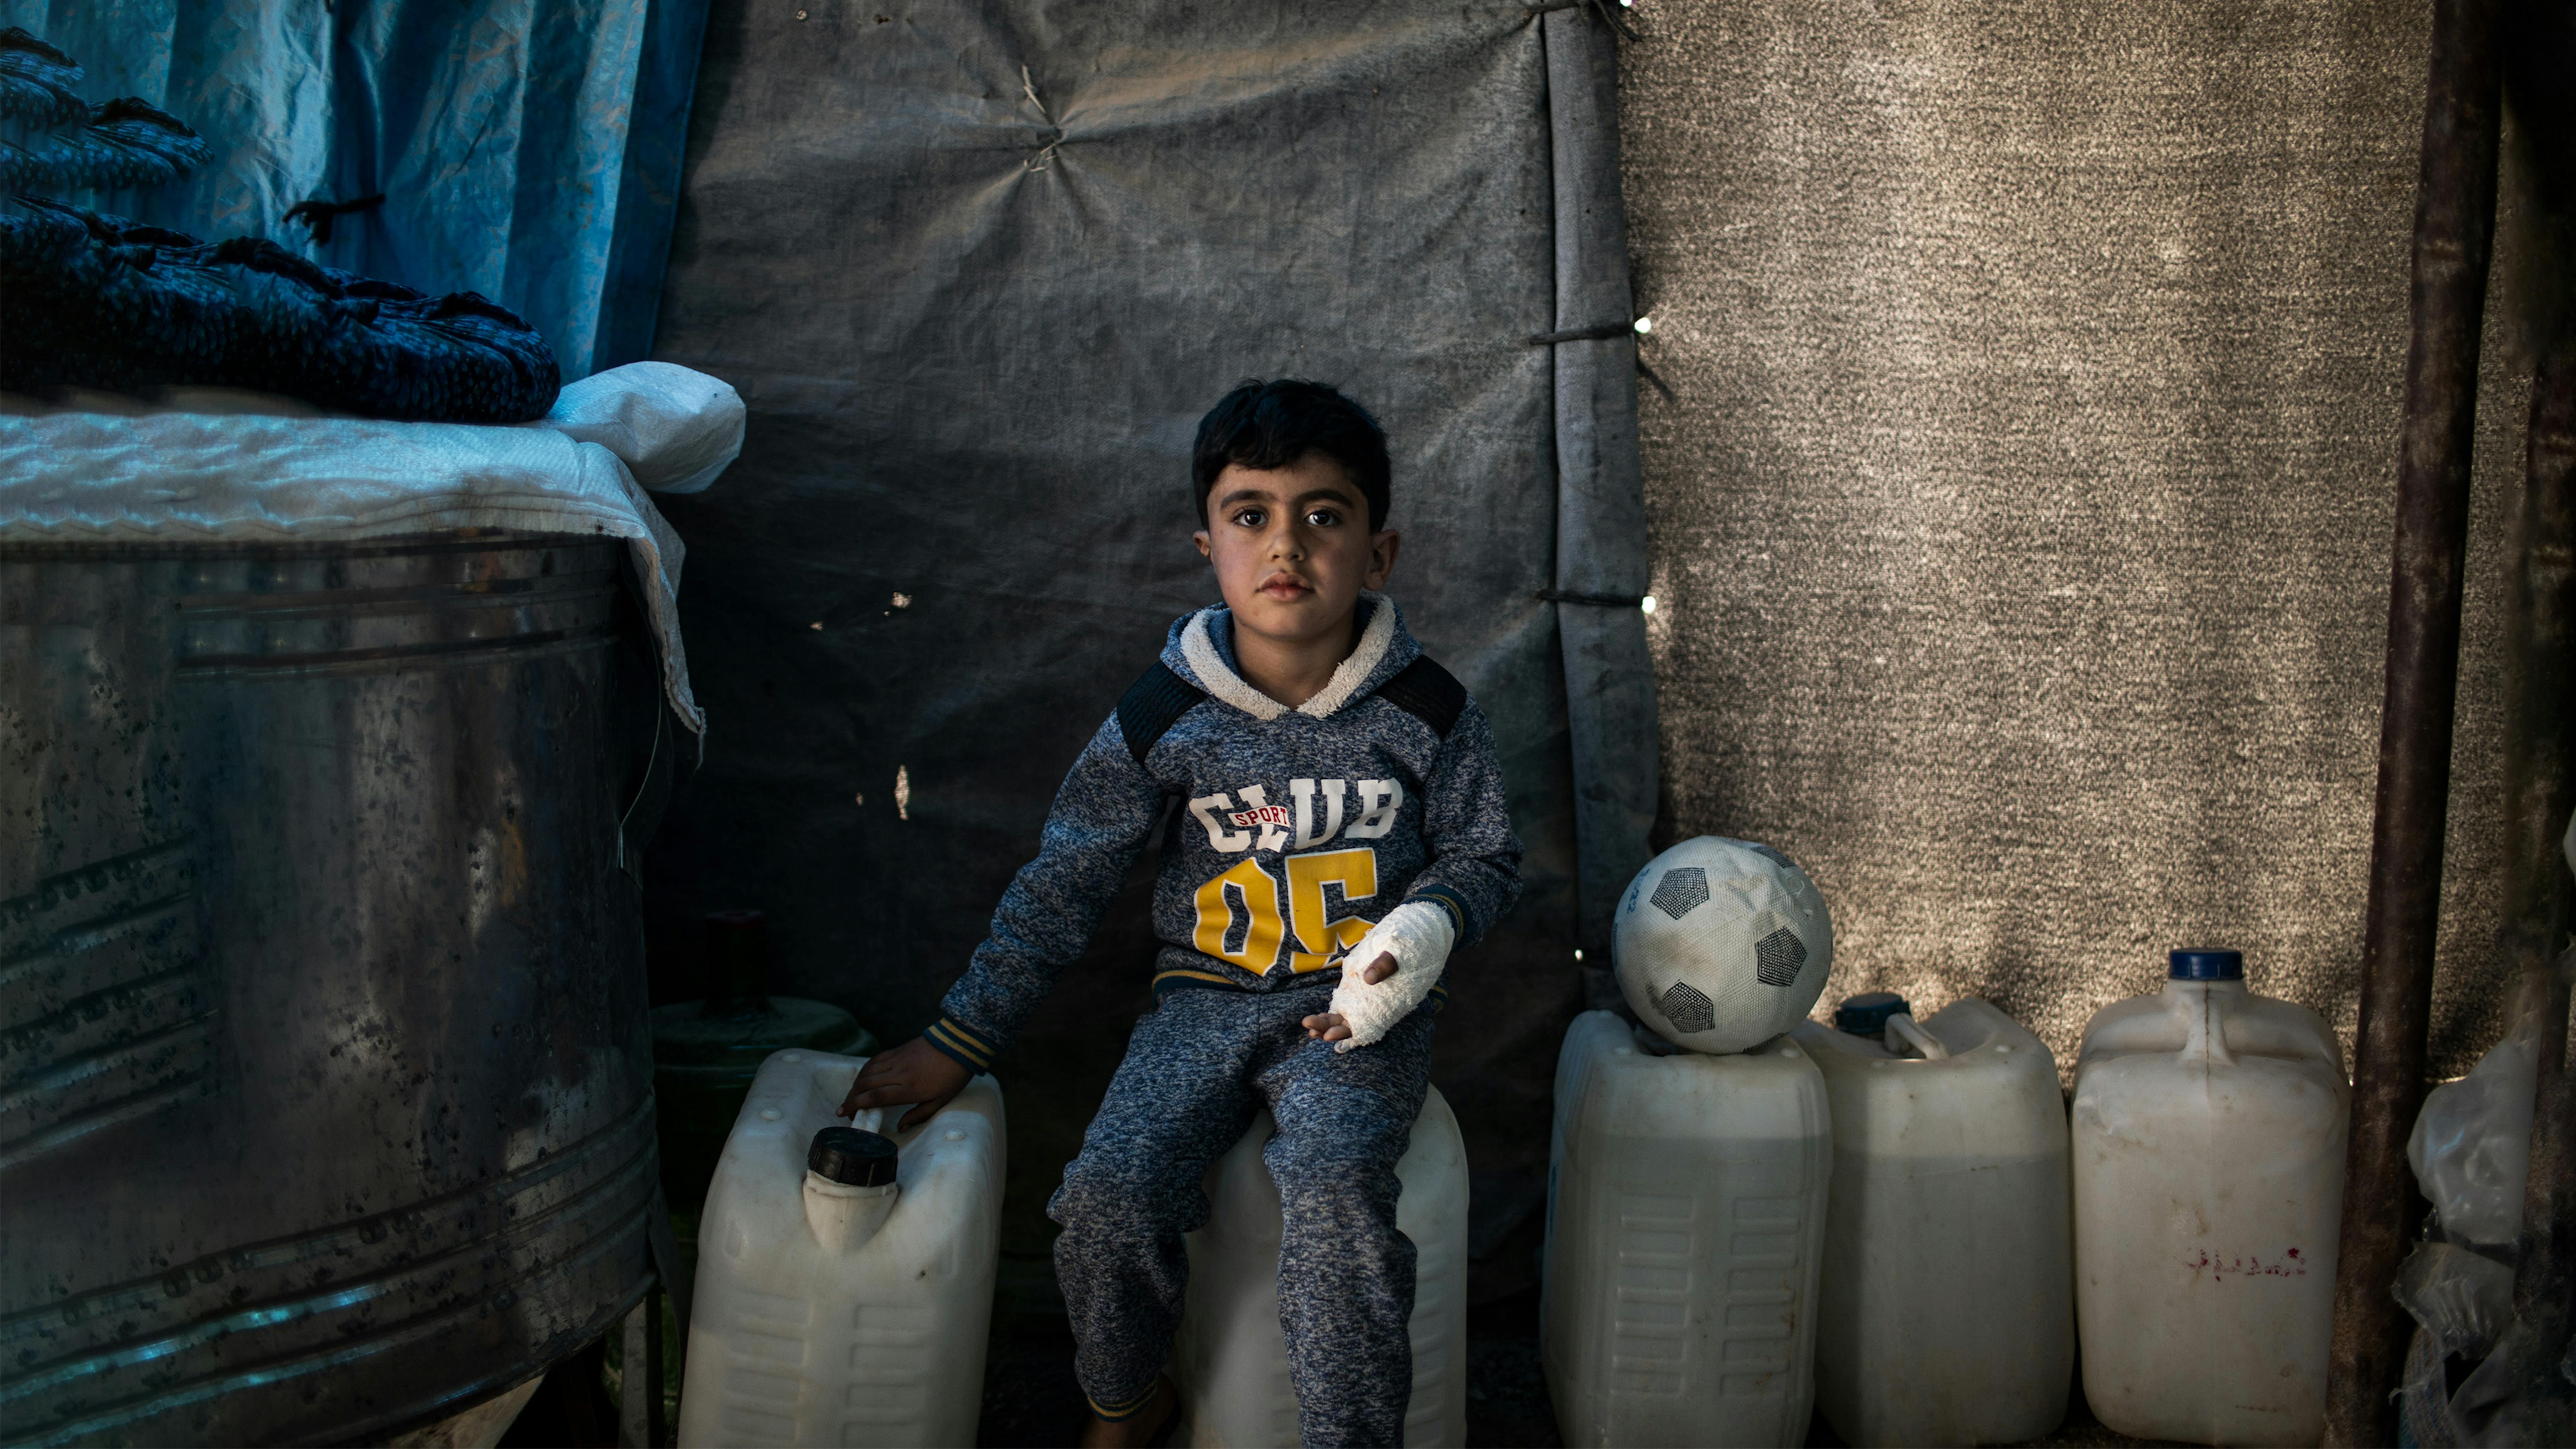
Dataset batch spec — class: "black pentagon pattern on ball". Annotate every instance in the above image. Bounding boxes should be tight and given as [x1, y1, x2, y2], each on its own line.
[1755, 926, 1807, 987]
[1649, 866, 1710, 920]
[1659, 980, 1717, 1034]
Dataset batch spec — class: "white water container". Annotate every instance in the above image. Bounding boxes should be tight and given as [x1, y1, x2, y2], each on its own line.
[2071, 950, 2346, 1446]
[1792, 995, 2073, 1446]
[1170, 1087, 1469, 1448]
[1542, 1010, 1830, 1448]
[678, 1049, 1005, 1449]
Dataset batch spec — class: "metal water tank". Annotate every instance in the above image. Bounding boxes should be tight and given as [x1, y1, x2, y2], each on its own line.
[0, 532, 665, 1445]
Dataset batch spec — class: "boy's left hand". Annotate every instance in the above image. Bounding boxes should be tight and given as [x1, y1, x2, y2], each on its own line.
[1302, 952, 1398, 1041]
[837, 1035, 972, 1132]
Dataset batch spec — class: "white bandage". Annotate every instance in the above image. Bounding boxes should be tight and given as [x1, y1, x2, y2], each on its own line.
[1326, 900, 1456, 1052]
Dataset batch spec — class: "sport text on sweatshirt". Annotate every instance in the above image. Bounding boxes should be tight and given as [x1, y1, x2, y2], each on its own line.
[921, 593, 1523, 1073]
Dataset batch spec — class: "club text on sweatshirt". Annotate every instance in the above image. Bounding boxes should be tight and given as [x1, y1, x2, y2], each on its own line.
[921, 592, 1524, 1073]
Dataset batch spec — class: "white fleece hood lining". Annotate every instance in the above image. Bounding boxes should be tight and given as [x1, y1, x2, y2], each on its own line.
[1181, 590, 1397, 722]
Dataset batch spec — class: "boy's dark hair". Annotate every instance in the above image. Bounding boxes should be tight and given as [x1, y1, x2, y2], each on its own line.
[1192, 379, 1391, 531]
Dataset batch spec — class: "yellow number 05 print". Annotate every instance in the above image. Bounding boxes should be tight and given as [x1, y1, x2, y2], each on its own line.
[1191, 848, 1379, 973]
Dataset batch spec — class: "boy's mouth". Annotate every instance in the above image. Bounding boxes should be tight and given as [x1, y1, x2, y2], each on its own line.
[1257, 574, 1314, 601]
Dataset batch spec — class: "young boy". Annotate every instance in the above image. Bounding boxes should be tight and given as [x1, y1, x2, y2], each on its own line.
[838, 379, 1522, 1447]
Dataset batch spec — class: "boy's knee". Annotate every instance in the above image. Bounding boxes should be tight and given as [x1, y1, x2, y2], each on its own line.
[1263, 1120, 1405, 1213]
[1051, 1149, 1200, 1240]
[1051, 1161, 1138, 1230]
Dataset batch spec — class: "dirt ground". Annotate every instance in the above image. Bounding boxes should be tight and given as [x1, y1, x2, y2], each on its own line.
[971, 1281, 2173, 1449]
[973, 1285, 1563, 1448]
[505, 1229, 2174, 1447]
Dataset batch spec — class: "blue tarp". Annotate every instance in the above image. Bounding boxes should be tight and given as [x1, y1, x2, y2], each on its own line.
[5, 0, 707, 381]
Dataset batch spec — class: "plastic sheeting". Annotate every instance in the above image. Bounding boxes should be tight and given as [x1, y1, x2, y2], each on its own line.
[2410, 1018, 2540, 1250]
[1, 0, 712, 382]
[642, 0, 1654, 1263]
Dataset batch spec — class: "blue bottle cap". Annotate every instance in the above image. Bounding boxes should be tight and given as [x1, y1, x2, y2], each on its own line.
[1834, 991, 1909, 1036]
[2169, 949, 2244, 981]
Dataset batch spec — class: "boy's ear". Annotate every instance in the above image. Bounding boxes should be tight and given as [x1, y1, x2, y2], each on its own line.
[1365, 529, 1400, 591]
[1193, 530, 1213, 559]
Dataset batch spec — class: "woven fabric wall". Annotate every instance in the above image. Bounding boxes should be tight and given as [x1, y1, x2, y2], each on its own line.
[1615, 0, 2529, 1080]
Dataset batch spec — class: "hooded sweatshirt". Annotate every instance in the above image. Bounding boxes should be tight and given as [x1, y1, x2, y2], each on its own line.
[923, 593, 1523, 1073]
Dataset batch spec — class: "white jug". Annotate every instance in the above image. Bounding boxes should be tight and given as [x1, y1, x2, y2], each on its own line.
[2071, 950, 2346, 1446]
[1794, 995, 2073, 1446]
[678, 1049, 1005, 1448]
[1542, 1011, 1830, 1448]
[1170, 1087, 1469, 1448]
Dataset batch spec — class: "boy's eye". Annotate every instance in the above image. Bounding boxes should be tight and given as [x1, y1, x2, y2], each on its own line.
[1304, 508, 1340, 527]
[1232, 508, 1265, 528]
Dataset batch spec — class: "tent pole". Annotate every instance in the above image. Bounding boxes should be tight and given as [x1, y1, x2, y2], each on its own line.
[2322, 0, 2505, 1440]
[2491, 305, 2576, 1446]
[2494, 0, 2576, 1413]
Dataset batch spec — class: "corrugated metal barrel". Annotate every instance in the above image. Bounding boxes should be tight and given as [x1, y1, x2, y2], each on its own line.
[0, 532, 663, 1446]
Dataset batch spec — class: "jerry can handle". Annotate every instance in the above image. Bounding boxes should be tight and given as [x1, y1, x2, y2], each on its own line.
[2178, 988, 2236, 1067]
[1886, 1013, 1951, 1061]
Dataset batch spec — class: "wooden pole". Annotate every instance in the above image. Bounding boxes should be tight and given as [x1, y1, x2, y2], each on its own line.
[2321, 0, 2505, 1440]
[2487, 116, 2576, 1428]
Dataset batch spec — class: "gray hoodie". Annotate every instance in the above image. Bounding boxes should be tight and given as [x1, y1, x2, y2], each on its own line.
[924, 593, 1523, 1072]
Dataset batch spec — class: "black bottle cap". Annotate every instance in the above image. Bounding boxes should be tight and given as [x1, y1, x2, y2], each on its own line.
[1834, 991, 1909, 1036]
[808, 1126, 898, 1187]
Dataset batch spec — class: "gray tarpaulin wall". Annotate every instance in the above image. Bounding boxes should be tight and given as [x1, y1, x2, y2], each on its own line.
[643, 0, 1655, 1276]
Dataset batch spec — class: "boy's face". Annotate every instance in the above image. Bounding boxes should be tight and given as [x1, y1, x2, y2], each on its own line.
[1194, 453, 1400, 651]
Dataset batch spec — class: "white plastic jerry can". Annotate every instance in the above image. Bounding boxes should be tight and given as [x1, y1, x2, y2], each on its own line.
[1542, 1010, 1831, 1449]
[678, 1048, 1005, 1449]
[2071, 950, 2347, 1447]
[1793, 994, 2073, 1447]
[1169, 1086, 1470, 1448]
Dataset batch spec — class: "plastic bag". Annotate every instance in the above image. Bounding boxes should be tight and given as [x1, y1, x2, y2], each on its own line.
[2394, 1241, 2519, 1361]
[2407, 1019, 2539, 1248]
[2397, 812, 2575, 1446]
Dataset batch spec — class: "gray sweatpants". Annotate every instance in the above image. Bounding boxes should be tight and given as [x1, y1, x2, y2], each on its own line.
[1048, 976, 1435, 1448]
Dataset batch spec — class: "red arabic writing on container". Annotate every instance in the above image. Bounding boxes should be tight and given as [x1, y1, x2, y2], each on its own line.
[2183, 1246, 2308, 1280]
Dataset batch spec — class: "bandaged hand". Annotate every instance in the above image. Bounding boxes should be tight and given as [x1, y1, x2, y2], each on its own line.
[1310, 901, 1455, 1052]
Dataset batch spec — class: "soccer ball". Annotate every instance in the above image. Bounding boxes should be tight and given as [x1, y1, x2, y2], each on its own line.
[1614, 836, 1833, 1054]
